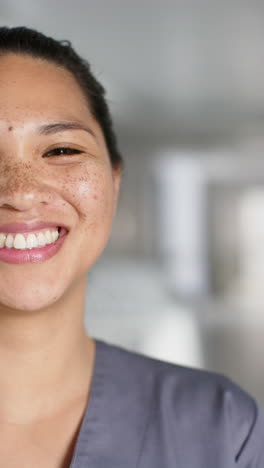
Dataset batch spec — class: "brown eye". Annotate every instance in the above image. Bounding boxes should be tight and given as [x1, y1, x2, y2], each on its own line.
[43, 147, 84, 157]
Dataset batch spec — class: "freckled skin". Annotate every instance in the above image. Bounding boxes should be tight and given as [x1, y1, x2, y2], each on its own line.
[0, 53, 121, 313]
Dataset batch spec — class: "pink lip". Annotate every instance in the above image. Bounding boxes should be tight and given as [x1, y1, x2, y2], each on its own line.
[0, 221, 69, 234]
[0, 229, 68, 264]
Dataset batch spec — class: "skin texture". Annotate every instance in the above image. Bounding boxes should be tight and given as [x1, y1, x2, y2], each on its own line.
[0, 53, 121, 466]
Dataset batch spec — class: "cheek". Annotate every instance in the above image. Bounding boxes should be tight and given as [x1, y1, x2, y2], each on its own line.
[62, 164, 114, 223]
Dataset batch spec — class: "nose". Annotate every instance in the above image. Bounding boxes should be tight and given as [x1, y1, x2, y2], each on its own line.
[0, 161, 57, 212]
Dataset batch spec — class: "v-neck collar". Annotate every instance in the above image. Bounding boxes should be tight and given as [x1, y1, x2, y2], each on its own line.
[69, 338, 151, 468]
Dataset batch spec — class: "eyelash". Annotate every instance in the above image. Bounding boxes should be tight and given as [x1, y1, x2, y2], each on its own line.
[43, 147, 84, 158]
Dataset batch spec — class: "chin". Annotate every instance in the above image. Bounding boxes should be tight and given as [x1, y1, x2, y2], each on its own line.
[0, 295, 58, 314]
[0, 281, 69, 313]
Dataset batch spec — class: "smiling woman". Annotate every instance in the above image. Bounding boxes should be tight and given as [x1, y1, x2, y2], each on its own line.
[0, 26, 263, 468]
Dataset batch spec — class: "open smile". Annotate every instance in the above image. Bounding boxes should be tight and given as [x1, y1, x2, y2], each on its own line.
[0, 227, 68, 264]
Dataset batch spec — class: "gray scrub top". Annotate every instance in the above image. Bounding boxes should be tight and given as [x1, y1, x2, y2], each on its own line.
[69, 338, 264, 468]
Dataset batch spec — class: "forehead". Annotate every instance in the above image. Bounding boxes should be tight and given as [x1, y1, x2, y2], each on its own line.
[0, 53, 93, 124]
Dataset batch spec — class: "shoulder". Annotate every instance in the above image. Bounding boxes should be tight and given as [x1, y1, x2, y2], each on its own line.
[96, 336, 254, 403]
[96, 338, 264, 467]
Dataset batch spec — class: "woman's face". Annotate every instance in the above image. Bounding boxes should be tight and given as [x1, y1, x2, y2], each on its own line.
[0, 53, 121, 312]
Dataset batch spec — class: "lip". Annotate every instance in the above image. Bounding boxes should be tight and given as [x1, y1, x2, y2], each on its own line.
[0, 221, 69, 234]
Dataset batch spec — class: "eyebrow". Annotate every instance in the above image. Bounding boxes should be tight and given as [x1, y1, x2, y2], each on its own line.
[37, 121, 97, 139]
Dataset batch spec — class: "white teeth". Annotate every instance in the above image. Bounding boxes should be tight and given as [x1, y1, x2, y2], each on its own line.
[0, 233, 6, 248]
[52, 231, 59, 242]
[36, 232, 46, 247]
[44, 230, 52, 244]
[14, 233, 26, 249]
[26, 233, 38, 249]
[0, 228, 60, 250]
[5, 234, 14, 248]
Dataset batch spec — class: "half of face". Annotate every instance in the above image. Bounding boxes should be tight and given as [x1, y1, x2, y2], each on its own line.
[0, 53, 121, 312]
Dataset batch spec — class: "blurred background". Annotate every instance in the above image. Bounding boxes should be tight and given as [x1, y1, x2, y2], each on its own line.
[2, 0, 264, 403]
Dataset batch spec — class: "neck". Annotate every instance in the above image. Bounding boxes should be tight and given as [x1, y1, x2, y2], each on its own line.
[0, 276, 95, 424]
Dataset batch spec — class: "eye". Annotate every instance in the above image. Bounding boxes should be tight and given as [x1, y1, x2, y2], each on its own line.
[42, 147, 84, 158]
